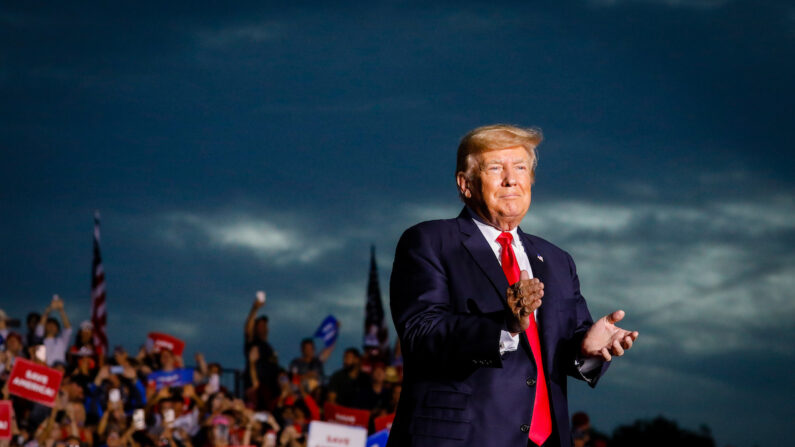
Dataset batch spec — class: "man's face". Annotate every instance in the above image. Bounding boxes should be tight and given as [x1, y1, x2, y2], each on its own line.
[45, 321, 59, 337]
[255, 320, 269, 340]
[301, 342, 315, 358]
[160, 350, 175, 369]
[343, 352, 358, 369]
[6, 336, 22, 354]
[459, 146, 534, 230]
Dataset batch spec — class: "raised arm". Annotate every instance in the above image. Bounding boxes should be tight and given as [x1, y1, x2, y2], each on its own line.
[244, 295, 264, 342]
[318, 337, 336, 363]
[36, 301, 52, 338]
[52, 296, 71, 330]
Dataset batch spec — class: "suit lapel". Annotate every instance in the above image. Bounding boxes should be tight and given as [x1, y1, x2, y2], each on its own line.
[457, 209, 510, 302]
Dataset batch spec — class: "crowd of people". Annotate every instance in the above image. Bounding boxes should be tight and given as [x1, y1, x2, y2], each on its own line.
[0, 295, 403, 447]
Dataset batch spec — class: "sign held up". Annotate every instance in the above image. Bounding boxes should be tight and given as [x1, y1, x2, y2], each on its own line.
[7, 358, 64, 407]
[0, 401, 12, 441]
[307, 421, 367, 447]
[147, 332, 186, 356]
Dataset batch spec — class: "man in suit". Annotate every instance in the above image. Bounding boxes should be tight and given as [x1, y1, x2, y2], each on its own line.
[388, 124, 638, 447]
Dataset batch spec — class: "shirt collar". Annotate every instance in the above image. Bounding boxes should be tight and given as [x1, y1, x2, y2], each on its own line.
[466, 206, 521, 246]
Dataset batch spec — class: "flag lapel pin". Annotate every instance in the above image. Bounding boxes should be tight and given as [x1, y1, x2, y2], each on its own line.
[537, 254, 544, 262]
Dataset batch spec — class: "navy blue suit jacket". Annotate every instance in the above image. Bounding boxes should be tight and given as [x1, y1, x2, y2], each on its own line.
[387, 209, 609, 447]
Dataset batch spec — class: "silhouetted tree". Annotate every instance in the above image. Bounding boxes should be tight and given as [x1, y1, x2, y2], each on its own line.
[611, 416, 715, 447]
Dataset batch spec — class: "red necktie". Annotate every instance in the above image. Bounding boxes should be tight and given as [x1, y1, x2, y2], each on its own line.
[496, 232, 552, 446]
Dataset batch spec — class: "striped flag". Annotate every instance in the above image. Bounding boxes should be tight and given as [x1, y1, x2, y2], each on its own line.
[91, 211, 108, 357]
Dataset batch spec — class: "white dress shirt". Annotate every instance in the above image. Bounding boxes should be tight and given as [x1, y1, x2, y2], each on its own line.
[469, 211, 533, 355]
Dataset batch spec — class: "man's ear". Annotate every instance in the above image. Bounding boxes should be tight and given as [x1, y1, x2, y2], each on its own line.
[456, 172, 472, 199]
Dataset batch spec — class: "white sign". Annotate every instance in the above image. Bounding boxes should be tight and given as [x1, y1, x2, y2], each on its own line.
[307, 421, 367, 447]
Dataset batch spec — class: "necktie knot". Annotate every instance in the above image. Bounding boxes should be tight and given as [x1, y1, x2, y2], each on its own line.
[496, 231, 513, 247]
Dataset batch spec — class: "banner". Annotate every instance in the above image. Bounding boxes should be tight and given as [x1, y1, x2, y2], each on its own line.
[313, 315, 339, 348]
[147, 332, 186, 356]
[366, 429, 389, 447]
[0, 401, 12, 441]
[373, 413, 395, 433]
[147, 368, 194, 390]
[323, 402, 371, 429]
[7, 358, 63, 407]
[307, 421, 366, 447]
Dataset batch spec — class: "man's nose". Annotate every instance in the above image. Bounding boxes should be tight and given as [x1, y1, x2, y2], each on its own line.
[502, 166, 517, 186]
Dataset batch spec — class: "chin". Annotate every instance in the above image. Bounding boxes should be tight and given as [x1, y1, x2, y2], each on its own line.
[498, 205, 528, 219]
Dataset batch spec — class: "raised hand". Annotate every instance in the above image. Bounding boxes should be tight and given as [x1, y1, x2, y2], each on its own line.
[505, 270, 543, 334]
[581, 310, 639, 361]
[51, 295, 64, 310]
[253, 291, 266, 309]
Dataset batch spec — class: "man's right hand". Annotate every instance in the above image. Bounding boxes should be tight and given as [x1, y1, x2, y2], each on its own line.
[505, 270, 543, 334]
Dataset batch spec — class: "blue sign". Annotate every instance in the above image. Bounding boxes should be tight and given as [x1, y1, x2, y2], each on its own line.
[147, 368, 193, 390]
[313, 315, 339, 348]
[366, 429, 389, 447]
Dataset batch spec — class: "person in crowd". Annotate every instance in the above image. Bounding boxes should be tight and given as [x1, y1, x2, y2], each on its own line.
[244, 296, 279, 411]
[69, 321, 99, 369]
[0, 309, 20, 346]
[287, 338, 333, 383]
[356, 363, 390, 411]
[326, 348, 370, 409]
[572, 411, 592, 447]
[0, 332, 25, 375]
[35, 295, 73, 367]
[26, 312, 43, 348]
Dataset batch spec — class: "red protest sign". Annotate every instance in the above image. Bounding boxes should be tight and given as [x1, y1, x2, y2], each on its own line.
[7, 358, 63, 407]
[374, 413, 395, 432]
[147, 332, 185, 356]
[322, 402, 371, 429]
[0, 401, 12, 440]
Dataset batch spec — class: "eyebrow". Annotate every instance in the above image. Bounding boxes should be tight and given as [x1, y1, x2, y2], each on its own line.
[482, 158, 529, 165]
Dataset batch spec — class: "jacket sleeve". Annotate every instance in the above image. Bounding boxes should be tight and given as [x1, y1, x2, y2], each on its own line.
[561, 251, 610, 386]
[390, 224, 504, 368]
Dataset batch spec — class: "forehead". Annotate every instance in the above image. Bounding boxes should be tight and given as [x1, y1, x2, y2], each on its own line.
[475, 146, 532, 163]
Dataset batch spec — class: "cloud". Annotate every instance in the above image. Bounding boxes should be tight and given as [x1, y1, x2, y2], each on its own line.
[159, 211, 342, 265]
[521, 195, 795, 355]
[197, 21, 286, 48]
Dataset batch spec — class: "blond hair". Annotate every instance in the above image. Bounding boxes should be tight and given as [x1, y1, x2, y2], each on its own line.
[456, 124, 543, 178]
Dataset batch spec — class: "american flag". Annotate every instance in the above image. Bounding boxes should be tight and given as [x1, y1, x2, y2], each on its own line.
[91, 211, 108, 357]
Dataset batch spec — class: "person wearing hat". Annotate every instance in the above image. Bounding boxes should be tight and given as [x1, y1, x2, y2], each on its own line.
[68, 320, 99, 368]
[35, 295, 73, 366]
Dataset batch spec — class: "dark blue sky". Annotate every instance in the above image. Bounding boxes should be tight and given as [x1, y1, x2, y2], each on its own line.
[2, 1, 793, 446]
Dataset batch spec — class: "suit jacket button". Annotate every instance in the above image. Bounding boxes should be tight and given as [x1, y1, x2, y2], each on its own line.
[526, 378, 536, 387]
[520, 424, 530, 433]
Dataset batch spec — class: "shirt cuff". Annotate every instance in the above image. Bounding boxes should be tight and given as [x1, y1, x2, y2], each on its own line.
[499, 330, 520, 355]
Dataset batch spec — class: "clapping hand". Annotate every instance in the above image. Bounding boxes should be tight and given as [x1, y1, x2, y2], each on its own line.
[505, 271, 543, 334]
[581, 310, 639, 361]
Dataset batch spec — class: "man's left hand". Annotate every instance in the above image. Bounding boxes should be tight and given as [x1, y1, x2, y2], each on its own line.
[581, 310, 638, 361]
